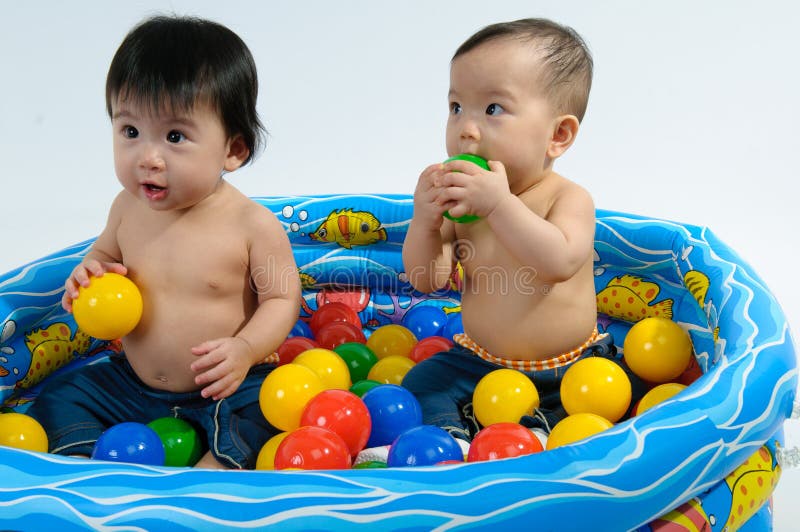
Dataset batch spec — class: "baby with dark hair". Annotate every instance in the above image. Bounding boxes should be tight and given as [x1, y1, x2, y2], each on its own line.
[28, 15, 300, 469]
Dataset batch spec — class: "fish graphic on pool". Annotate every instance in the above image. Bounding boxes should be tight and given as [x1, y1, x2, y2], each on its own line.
[309, 209, 388, 248]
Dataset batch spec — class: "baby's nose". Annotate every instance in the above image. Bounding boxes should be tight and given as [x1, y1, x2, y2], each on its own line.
[139, 144, 165, 172]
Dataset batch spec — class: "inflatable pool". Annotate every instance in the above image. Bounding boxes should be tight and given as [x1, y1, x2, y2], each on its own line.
[0, 194, 796, 530]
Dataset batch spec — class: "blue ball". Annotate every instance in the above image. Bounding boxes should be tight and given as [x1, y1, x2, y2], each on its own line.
[401, 305, 447, 339]
[387, 425, 464, 467]
[362, 384, 422, 447]
[288, 319, 314, 339]
[92, 422, 166, 466]
[443, 313, 464, 340]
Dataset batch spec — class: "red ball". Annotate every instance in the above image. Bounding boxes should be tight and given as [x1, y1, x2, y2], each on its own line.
[467, 423, 543, 462]
[276, 336, 319, 366]
[310, 302, 362, 335]
[300, 389, 371, 456]
[408, 336, 453, 363]
[274, 426, 352, 470]
[315, 321, 367, 350]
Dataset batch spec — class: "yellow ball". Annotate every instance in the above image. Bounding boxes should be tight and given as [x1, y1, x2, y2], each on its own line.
[473, 369, 539, 427]
[259, 364, 324, 432]
[635, 382, 687, 415]
[72, 273, 142, 340]
[0, 412, 49, 453]
[365, 325, 417, 359]
[560, 357, 631, 422]
[546, 413, 613, 450]
[255, 432, 289, 470]
[623, 317, 693, 383]
[293, 348, 352, 390]
[366, 355, 416, 385]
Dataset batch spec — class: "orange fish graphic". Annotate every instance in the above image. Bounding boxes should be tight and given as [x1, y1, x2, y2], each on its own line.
[596, 275, 673, 321]
[309, 209, 387, 249]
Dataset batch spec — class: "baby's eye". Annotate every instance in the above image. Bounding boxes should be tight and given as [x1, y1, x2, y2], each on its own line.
[486, 103, 504, 116]
[450, 102, 462, 115]
[123, 126, 138, 139]
[166, 130, 185, 143]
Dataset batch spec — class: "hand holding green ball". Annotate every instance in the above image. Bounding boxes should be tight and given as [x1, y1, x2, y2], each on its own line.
[441, 153, 490, 224]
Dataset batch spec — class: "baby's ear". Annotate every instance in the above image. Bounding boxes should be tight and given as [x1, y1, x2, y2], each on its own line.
[547, 115, 580, 159]
[224, 135, 250, 171]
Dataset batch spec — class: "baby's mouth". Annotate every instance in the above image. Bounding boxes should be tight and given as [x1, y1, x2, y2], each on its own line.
[142, 183, 167, 200]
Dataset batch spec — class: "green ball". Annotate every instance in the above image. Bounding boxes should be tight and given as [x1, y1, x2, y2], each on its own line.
[353, 460, 387, 469]
[334, 342, 379, 383]
[349, 379, 382, 397]
[147, 417, 203, 467]
[442, 153, 490, 224]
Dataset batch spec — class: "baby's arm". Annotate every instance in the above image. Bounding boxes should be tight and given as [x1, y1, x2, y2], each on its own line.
[402, 164, 455, 293]
[62, 192, 129, 312]
[486, 182, 595, 282]
[191, 208, 301, 400]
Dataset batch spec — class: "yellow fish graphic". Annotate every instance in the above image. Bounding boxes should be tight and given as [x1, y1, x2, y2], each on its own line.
[309, 209, 387, 249]
[650, 497, 711, 531]
[298, 271, 317, 289]
[683, 270, 720, 342]
[596, 275, 673, 321]
[19, 323, 91, 389]
[723, 445, 780, 530]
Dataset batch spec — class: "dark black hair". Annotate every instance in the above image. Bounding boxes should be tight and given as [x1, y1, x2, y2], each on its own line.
[106, 15, 265, 165]
[454, 18, 593, 122]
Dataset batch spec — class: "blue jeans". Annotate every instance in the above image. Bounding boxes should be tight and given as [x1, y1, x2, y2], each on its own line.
[26, 354, 278, 469]
[401, 334, 645, 441]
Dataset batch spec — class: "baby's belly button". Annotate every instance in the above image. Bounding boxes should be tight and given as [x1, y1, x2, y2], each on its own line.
[157, 375, 169, 383]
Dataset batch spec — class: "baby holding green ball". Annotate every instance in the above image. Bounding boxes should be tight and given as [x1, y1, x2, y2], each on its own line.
[402, 18, 642, 441]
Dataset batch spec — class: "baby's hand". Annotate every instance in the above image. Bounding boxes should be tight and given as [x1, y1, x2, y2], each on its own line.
[190, 337, 254, 401]
[413, 163, 449, 229]
[62, 259, 128, 312]
[438, 159, 511, 219]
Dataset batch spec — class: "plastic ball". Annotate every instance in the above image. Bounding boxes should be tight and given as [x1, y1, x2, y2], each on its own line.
[0, 412, 48, 453]
[300, 389, 371, 457]
[546, 413, 614, 450]
[443, 313, 464, 340]
[293, 348, 352, 390]
[146, 417, 202, 467]
[560, 357, 632, 422]
[276, 336, 319, 366]
[259, 364, 325, 431]
[634, 382, 687, 415]
[274, 426, 352, 470]
[255, 432, 289, 470]
[349, 379, 382, 397]
[334, 342, 379, 383]
[288, 319, 314, 339]
[623, 317, 693, 383]
[473, 369, 540, 427]
[467, 422, 543, 462]
[365, 324, 417, 359]
[401, 305, 447, 339]
[362, 384, 423, 447]
[408, 336, 453, 364]
[442, 154, 489, 224]
[353, 460, 387, 469]
[91, 422, 165, 465]
[367, 355, 416, 385]
[315, 321, 366, 350]
[72, 273, 143, 340]
[387, 425, 463, 467]
[309, 301, 361, 335]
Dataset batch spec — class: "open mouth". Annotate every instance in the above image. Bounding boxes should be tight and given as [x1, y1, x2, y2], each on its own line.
[142, 183, 167, 200]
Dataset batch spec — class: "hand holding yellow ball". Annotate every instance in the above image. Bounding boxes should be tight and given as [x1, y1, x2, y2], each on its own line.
[71, 273, 143, 340]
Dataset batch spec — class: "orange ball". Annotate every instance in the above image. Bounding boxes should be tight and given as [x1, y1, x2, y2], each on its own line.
[365, 325, 417, 359]
[560, 357, 631, 422]
[623, 317, 693, 383]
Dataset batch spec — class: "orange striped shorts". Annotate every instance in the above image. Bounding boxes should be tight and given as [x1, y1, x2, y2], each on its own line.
[453, 327, 606, 372]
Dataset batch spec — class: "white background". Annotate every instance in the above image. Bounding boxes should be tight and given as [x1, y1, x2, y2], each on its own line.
[1, 1, 798, 527]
